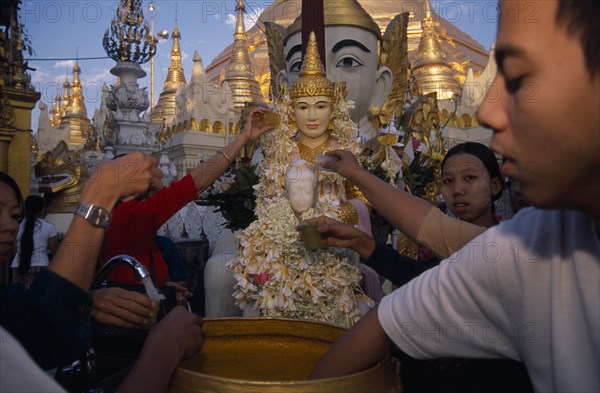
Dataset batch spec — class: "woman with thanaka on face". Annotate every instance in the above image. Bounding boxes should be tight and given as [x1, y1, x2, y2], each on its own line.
[230, 32, 379, 327]
[1, 158, 204, 393]
[304, 143, 536, 392]
[307, 142, 505, 287]
[10, 195, 58, 289]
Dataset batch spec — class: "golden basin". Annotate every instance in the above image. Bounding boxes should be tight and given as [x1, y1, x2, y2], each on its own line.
[169, 318, 401, 393]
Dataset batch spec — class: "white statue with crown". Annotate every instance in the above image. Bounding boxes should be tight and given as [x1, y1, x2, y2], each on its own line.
[227, 33, 375, 327]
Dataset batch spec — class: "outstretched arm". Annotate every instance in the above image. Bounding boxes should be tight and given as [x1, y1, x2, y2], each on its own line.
[48, 152, 163, 291]
[117, 306, 204, 393]
[191, 107, 274, 193]
[309, 307, 392, 379]
[323, 150, 433, 242]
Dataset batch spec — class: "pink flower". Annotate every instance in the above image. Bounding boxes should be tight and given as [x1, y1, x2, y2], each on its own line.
[254, 272, 270, 285]
[412, 138, 421, 150]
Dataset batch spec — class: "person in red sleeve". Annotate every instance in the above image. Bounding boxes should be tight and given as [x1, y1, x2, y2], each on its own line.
[91, 106, 274, 327]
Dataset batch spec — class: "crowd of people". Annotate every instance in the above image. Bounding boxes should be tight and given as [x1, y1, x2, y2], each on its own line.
[1, 0, 598, 392]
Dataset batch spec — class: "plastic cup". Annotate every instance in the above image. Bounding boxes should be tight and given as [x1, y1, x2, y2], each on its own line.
[256, 111, 281, 129]
[314, 154, 338, 172]
[298, 222, 323, 250]
[143, 300, 161, 329]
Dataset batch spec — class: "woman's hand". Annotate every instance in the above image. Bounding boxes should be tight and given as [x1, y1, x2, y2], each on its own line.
[166, 281, 193, 306]
[117, 307, 204, 393]
[90, 287, 154, 328]
[82, 152, 164, 209]
[241, 107, 276, 143]
[322, 149, 364, 181]
[148, 306, 204, 360]
[300, 216, 376, 259]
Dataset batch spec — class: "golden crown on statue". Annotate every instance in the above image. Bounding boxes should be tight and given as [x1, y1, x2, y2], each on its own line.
[288, 32, 336, 100]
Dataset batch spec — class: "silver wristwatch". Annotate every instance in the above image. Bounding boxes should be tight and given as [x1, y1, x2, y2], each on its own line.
[74, 203, 112, 229]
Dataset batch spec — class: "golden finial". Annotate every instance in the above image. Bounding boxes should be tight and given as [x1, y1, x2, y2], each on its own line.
[102, 0, 156, 64]
[289, 32, 335, 100]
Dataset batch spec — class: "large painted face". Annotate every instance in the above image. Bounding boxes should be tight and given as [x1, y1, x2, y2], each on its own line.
[293, 95, 332, 146]
[281, 26, 392, 137]
[285, 161, 316, 214]
[478, 0, 600, 212]
[0, 182, 21, 262]
[441, 153, 501, 227]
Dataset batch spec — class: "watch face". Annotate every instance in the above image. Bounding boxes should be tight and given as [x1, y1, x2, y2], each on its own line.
[90, 208, 111, 227]
[77, 204, 112, 228]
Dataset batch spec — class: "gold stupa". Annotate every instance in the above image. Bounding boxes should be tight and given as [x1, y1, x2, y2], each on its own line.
[46, 62, 94, 149]
[150, 25, 187, 124]
[411, 0, 461, 99]
[223, 0, 265, 109]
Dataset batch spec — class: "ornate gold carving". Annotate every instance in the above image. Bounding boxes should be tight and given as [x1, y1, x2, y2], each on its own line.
[264, 22, 286, 100]
[379, 12, 409, 129]
[401, 92, 440, 150]
[338, 202, 359, 225]
[0, 96, 15, 127]
[298, 139, 328, 163]
[288, 32, 335, 100]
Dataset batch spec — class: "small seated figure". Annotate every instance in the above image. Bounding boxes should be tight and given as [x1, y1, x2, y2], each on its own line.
[285, 159, 317, 216]
[229, 32, 375, 327]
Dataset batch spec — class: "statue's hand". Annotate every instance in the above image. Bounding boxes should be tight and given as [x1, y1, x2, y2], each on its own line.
[322, 150, 363, 181]
[242, 107, 276, 143]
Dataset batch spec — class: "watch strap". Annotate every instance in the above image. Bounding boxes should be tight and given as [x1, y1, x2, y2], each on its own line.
[74, 203, 112, 229]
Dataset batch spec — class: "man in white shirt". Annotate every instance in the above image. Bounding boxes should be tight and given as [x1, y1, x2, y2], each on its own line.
[309, 1, 600, 392]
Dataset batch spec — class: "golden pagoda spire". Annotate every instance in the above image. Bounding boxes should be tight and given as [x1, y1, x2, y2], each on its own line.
[223, 0, 264, 109]
[150, 24, 188, 124]
[411, 0, 461, 99]
[50, 93, 61, 127]
[59, 62, 93, 148]
[66, 62, 89, 118]
[163, 25, 187, 91]
[61, 76, 70, 117]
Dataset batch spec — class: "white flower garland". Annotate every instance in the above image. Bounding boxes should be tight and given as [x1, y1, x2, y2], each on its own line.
[228, 85, 372, 327]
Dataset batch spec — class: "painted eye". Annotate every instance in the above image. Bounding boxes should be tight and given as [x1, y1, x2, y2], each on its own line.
[336, 57, 363, 68]
[290, 61, 302, 73]
[442, 178, 453, 185]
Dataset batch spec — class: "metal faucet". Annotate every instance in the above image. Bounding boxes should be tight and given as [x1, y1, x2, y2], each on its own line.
[92, 254, 149, 289]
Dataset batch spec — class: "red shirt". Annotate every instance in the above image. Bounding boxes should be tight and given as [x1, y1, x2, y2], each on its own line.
[103, 175, 197, 286]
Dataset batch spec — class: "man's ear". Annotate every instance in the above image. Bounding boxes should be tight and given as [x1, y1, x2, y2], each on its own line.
[371, 65, 393, 109]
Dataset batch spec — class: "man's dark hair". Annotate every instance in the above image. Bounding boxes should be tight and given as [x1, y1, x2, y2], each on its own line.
[556, 0, 600, 76]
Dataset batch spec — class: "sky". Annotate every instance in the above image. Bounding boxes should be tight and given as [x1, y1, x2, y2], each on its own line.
[21, 0, 499, 131]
